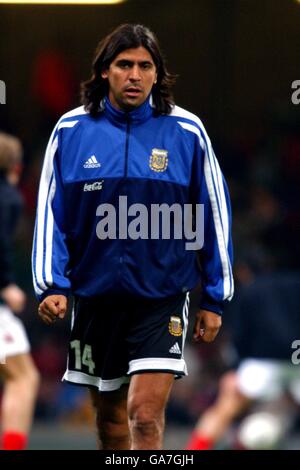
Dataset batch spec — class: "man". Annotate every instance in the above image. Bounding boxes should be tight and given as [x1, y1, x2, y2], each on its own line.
[32, 24, 233, 450]
[0, 132, 40, 450]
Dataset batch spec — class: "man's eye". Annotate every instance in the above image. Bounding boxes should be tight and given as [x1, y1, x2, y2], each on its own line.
[119, 63, 130, 69]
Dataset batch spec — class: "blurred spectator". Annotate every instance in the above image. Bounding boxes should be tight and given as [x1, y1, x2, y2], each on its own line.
[0, 132, 40, 450]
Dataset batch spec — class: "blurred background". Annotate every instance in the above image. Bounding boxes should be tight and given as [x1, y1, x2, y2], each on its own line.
[0, 0, 299, 449]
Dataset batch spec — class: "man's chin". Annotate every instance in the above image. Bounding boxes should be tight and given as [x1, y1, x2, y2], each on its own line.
[120, 96, 145, 111]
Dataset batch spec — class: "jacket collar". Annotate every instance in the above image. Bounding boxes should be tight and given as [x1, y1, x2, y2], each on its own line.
[103, 95, 154, 126]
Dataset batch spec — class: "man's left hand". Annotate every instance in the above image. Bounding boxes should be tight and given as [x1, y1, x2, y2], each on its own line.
[193, 309, 222, 343]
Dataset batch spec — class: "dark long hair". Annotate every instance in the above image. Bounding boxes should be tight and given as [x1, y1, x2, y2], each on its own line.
[81, 24, 177, 117]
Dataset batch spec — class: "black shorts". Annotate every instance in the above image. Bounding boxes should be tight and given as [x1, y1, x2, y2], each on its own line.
[63, 292, 190, 392]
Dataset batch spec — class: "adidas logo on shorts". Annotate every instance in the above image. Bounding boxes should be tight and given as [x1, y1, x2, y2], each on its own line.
[169, 342, 181, 354]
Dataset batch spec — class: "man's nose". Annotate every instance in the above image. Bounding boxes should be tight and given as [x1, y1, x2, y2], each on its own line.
[129, 65, 141, 81]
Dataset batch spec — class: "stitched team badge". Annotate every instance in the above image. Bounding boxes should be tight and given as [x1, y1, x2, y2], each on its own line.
[168, 316, 182, 337]
[149, 148, 168, 172]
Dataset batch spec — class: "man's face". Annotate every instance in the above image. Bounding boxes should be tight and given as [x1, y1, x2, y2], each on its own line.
[101, 46, 157, 111]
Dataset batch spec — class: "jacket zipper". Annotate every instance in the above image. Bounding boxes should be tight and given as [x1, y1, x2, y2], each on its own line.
[124, 116, 130, 177]
[119, 116, 130, 273]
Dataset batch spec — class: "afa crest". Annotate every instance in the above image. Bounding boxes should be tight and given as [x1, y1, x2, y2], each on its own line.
[168, 316, 183, 337]
[149, 148, 168, 172]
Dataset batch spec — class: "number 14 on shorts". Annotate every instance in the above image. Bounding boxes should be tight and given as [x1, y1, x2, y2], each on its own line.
[70, 340, 95, 374]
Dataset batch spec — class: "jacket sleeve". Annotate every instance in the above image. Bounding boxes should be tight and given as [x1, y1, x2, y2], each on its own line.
[32, 124, 71, 301]
[191, 128, 234, 315]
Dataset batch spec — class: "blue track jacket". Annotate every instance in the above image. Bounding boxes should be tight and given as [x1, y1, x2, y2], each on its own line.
[32, 97, 234, 314]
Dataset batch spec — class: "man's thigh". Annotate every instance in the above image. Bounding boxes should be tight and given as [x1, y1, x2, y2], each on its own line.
[128, 372, 174, 414]
[89, 385, 130, 449]
[90, 384, 129, 423]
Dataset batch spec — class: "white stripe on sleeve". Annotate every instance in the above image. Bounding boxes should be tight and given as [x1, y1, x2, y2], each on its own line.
[178, 121, 233, 300]
[34, 119, 79, 294]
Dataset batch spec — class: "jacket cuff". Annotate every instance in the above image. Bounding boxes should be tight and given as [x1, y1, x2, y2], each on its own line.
[38, 289, 70, 302]
[199, 296, 224, 315]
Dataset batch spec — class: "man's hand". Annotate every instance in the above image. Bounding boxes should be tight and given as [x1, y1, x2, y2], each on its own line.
[193, 309, 222, 343]
[0, 283, 26, 313]
[38, 295, 68, 325]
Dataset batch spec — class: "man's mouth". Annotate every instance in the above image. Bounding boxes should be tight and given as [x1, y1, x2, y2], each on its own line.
[124, 87, 142, 97]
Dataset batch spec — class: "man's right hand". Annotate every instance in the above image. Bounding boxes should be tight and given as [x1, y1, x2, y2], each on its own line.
[38, 295, 68, 325]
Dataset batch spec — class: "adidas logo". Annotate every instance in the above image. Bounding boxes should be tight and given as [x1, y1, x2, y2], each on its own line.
[169, 342, 181, 355]
[83, 155, 101, 169]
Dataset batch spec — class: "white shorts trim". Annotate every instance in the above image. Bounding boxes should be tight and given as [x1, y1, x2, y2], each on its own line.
[128, 357, 188, 376]
[0, 305, 30, 362]
[62, 369, 130, 392]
